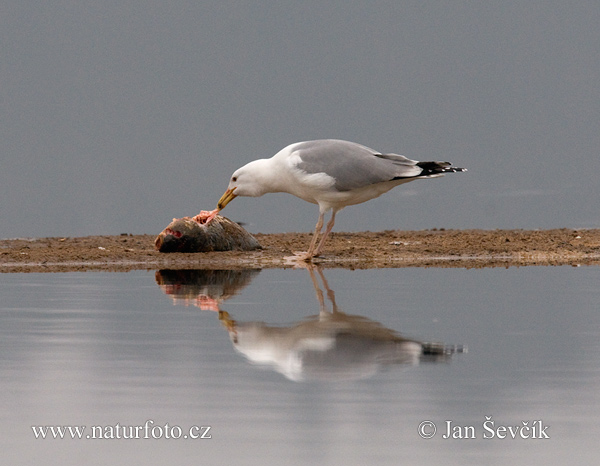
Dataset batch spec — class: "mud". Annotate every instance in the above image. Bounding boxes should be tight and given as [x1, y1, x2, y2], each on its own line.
[2, 228, 600, 273]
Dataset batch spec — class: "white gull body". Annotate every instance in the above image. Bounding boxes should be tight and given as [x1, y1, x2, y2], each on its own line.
[215, 139, 466, 260]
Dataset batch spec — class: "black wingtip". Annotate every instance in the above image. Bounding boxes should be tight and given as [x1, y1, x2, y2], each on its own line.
[416, 161, 467, 176]
[442, 167, 467, 173]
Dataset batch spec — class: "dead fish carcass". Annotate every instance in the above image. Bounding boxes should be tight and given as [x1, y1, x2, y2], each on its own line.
[155, 213, 262, 253]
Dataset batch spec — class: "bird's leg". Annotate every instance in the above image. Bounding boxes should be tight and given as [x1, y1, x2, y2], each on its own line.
[312, 211, 336, 258]
[303, 211, 325, 259]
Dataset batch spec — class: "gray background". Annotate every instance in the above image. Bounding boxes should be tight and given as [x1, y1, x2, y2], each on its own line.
[2, 1, 598, 238]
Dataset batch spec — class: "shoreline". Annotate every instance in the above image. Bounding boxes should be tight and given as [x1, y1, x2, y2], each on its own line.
[2, 228, 600, 273]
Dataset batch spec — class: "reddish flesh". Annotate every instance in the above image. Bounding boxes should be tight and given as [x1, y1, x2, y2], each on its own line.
[164, 228, 183, 238]
[192, 208, 219, 224]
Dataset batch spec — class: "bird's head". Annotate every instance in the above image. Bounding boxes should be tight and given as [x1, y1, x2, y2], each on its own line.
[217, 160, 272, 211]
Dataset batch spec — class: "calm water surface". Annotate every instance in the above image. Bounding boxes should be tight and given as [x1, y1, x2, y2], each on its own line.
[1, 266, 599, 465]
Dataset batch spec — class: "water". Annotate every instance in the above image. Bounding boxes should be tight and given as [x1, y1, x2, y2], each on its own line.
[1, 266, 599, 465]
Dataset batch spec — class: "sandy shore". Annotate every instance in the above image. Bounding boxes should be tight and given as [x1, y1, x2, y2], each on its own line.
[2, 228, 600, 273]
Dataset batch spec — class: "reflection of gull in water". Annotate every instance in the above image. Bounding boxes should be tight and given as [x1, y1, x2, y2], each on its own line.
[155, 269, 261, 311]
[154, 266, 465, 381]
[219, 266, 464, 382]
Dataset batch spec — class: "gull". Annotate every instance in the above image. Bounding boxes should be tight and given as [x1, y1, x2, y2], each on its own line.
[210, 139, 466, 260]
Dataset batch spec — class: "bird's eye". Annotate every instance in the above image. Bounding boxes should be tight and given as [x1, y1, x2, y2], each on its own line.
[232, 176, 237, 182]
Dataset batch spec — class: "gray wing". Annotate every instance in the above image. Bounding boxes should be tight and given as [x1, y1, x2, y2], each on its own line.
[293, 139, 423, 191]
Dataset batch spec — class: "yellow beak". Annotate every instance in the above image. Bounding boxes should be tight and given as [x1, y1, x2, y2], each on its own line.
[217, 187, 237, 210]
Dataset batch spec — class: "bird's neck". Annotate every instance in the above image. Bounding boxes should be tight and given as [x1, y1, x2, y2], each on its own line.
[247, 158, 288, 194]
